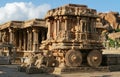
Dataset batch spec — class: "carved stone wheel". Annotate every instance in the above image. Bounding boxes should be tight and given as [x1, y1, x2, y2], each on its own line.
[65, 50, 82, 67]
[87, 50, 102, 67]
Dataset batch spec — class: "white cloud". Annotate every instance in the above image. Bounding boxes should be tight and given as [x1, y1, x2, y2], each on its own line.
[0, 2, 51, 24]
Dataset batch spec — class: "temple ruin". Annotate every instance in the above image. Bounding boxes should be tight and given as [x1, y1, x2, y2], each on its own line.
[0, 19, 47, 58]
[0, 4, 120, 61]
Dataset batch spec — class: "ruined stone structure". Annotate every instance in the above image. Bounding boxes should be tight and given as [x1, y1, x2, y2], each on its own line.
[0, 19, 47, 57]
[15, 4, 120, 74]
[40, 4, 104, 69]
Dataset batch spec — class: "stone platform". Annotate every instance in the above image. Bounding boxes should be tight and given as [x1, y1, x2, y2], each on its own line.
[53, 65, 120, 74]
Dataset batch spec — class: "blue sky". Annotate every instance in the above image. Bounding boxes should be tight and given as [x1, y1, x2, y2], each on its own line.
[0, 0, 119, 23]
[0, 0, 119, 12]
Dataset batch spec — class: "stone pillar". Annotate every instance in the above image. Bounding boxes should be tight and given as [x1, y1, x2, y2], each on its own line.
[63, 16, 69, 40]
[64, 16, 68, 31]
[27, 30, 30, 50]
[54, 19, 57, 39]
[30, 31, 32, 51]
[23, 31, 27, 50]
[19, 31, 22, 50]
[76, 16, 80, 40]
[46, 19, 51, 39]
[56, 19, 60, 39]
[77, 16, 80, 31]
[9, 28, 15, 44]
[54, 16, 59, 39]
[27, 30, 29, 50]
[32, 29, 38, 51]
[27, 29, 32, 51]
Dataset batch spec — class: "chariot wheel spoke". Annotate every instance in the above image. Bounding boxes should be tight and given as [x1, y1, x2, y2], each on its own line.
[65, 50, 82, 67]
[87, 50, 102, 67]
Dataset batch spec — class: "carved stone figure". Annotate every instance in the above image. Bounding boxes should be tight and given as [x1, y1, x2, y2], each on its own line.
[20, 53, 36, 67]
[2, 32, 7, 42]
[35, 53, 44, 68]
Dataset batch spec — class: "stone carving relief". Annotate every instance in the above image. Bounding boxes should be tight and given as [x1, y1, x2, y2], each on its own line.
[2, 32, 7, 42]
[45, 4, 97, 18]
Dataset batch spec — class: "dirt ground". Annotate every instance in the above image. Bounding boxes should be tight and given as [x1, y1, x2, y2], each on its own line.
[0, 65, 120, 77]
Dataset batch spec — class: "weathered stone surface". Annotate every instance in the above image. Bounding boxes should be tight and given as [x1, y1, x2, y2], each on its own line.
[43, 4, 104, 70]
[96, 12, 120, 42]
[0, 19, 47, 59]
[45, 4, 97, 18]
[97, 12, 120, 30]
[108, 32, 120, 40]
[1, 4, 120, 73]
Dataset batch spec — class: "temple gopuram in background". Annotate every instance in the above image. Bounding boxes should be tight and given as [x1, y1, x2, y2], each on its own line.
[0, 19, 47, 57]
